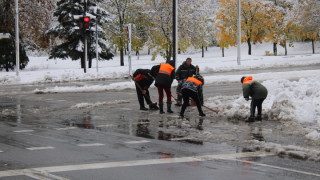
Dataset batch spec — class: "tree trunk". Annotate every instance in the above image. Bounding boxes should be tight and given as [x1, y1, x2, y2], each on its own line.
[202, 44, 204, 58]
[136, 50, 139, 60]
[247, 39, 252, 55]
[88, 57, 92, 68]
[120, 48, 124, 66]
[222, 47, 224, 57]
[312, 39, 315, 54]
[148, 48, 150, 55]
[273, 42, 277, 56]
[81, 57, 84, 69]
[284, 41, 288, 56]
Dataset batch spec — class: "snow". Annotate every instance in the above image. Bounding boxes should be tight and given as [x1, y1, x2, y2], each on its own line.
[1, 41, 320, 160]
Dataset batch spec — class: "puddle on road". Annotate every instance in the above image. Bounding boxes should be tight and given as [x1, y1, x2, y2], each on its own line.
[61, 112, 211, 145]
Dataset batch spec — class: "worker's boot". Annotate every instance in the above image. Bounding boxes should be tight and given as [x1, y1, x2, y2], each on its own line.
[167, 102, 174, 113]
[159, 103, 165, 114]
[245, 116, 255, 123]
[255, 115, 262, 121]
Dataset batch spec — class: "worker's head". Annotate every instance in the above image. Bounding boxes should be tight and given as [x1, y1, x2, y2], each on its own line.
[241, 76, 246, 84]
[185, 58, 192, 65]
[241, 76, 253, 84]
[168, 60, 175, 67]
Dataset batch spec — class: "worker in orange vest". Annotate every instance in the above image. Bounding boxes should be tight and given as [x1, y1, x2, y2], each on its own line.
[131, 69, 159, 111]
[179, 75, 205, 118]
[151, 60, 175, 114]
[241, 76, 268, 122]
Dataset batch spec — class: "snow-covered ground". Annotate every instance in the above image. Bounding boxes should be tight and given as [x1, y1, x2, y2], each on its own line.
[1, 42, 320, 160]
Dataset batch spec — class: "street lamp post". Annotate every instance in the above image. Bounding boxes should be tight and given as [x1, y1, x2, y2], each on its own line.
[15, 0, 20, 76]
[172, 0, 178, 68]
[237, 0, 241, 65]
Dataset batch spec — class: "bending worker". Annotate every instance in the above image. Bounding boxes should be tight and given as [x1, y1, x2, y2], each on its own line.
[241, 76, 268, 122]
[132, 69, 158, 111]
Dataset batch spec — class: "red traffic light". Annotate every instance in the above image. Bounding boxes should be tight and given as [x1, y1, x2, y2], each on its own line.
[83, 16, 90, 22]
[82, 16, 90, 30]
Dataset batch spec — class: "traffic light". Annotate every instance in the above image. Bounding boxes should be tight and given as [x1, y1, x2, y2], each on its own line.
[82, 16, 90, 30]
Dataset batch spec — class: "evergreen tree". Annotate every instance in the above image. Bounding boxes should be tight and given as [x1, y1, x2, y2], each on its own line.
[0, 36, 29, 72]
[47, 0, 113, 69]
[0, 0, 29, 71]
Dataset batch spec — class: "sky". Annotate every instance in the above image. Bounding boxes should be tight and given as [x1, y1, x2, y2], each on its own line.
[1, 41, 320, 160]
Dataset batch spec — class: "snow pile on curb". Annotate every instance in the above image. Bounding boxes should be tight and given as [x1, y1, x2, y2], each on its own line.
[246, 140, 320, 162]
[206, 75, 320, 141]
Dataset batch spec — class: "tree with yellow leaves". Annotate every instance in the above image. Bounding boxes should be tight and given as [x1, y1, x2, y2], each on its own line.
[215, 0, 279, 55]
[295, 0, 320, 54]
[264, 0, 299, 56]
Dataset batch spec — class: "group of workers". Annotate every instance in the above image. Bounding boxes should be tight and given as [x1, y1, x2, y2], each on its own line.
[131, 57, 268, 122]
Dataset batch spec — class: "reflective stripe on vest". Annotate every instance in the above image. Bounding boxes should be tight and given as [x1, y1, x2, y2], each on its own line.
[158, 63, 174, 75]
[186, 77, 203, 86]
[243, 76, 253, 84]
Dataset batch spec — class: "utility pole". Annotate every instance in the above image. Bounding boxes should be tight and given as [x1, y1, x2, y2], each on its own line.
[15, 0, 20, 76]
[237, 0, 241, 65]
[127, 24, 132, 77]
[172, 0, 178, 68]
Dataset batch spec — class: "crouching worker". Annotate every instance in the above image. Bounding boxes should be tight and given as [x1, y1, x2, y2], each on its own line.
[132, 69, 159, 111]
[241, 76, 268, 122]
[179, 75, 205, 118]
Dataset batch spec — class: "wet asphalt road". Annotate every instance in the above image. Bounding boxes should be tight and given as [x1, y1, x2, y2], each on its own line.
[0, 65, 320, 179]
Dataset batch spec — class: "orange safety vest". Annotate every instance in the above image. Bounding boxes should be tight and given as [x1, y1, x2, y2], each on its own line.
[135, 74, 146, 81]
[243, 76, 253, 84]
[158, 63, 175, 75]
[186, 77, 203, 86]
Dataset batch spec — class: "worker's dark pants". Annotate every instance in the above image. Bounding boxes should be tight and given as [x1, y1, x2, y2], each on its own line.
[180, 89, 203, 116]
[136, 84, 151, 108]
[157, 86, 172, 104]
[250, 98, 265, 117]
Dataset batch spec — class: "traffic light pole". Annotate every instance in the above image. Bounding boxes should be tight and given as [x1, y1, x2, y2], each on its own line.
[83, 0, 88, 73]
[84, 36, 88, 73]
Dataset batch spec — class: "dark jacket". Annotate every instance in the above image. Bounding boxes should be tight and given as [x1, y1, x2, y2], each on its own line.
[151, 62, 175, 88]
[133, 69, 154, 89]
[242, 76, 268, 99]
[181, 76, 204, 104]
[175, 61, 197, 80]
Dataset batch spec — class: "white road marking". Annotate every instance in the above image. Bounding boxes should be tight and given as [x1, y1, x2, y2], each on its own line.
[24, 170, 70, 180]
[0, 152, 319, 178]
[96, 124, 116, 128]
[231, 159, 320, 177]
[0, 152, 267, 177]
[55, 127, 77, 130]
[125, 140, 151, 144]
[77, 143, 105, 147]
[14, 130, 34, 133]
[26, 146, 55, 151]
[0, 150, 3, 153]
